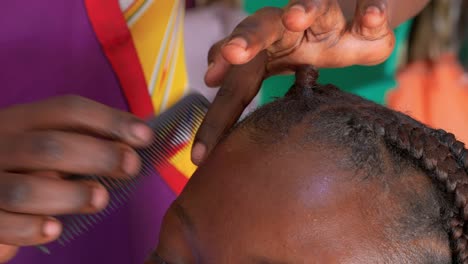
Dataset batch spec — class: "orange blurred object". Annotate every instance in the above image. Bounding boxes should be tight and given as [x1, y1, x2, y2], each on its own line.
[387, 53, 468, 143]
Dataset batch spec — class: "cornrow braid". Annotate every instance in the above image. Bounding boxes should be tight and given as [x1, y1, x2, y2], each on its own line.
[433, 130, 468, 263]
[240, 65, 468, 263]
[379, 117, 468, 263]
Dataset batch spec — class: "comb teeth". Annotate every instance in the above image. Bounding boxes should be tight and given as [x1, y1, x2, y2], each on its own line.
[43, 94, 210, 249]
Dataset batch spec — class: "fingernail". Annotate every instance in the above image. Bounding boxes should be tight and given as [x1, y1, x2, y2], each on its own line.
[289, 4, 306, 14]
[365, 5, 383, 15]
[227, 37, 247, 50]
[122, 149, 140, 176]
[191, 143, 207, 165]
[90, 185, 108, 209]
[131, 122, 153, 144]
[43, 218, 61, 237]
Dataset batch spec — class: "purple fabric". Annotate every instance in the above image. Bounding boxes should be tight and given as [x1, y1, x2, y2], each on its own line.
[1, 1, 175, 263]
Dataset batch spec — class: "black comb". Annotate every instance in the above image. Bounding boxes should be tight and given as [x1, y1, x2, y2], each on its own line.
[37, 93, 210, 253]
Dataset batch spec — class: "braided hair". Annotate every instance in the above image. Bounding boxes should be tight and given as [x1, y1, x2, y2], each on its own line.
[237, 65, 468, 264]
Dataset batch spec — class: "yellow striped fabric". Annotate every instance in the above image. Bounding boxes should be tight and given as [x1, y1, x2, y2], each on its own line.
[123, 0, 189, 115]
[122, 0, 195, 179]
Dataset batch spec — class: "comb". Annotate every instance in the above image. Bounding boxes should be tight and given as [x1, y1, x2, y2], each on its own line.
[37, 93, 210, 253]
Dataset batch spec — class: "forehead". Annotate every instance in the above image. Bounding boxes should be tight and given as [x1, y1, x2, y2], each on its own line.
[176, 130, 390, 262]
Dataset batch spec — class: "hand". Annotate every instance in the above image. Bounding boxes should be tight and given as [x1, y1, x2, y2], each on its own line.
[191, 0, 395, 165]
[206, 0, 395, 86]
[0, 95, 153, 263]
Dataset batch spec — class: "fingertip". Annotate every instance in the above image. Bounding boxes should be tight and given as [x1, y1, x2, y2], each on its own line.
[89, 183, 109, 210]
[222, 39, 252, 65]
[204, 62, 222, 87]
[129, 122, 154, 146]
[353, 3, 390, 39]
[361, 5, 386, 28]
[204, 73, 220, 88]
[282, 5, 311, 32]
[121, 148, 141, 177]
[363, 6, 386, 28]
[191, 142, 207, 166]
[42, 217, 62, 239]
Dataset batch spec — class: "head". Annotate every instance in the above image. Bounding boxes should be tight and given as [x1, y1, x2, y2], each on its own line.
[151, 66, 468, 263]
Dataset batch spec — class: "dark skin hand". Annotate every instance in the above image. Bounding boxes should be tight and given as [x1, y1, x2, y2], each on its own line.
[191, 0, 430, 165]
[0, 95, 153, 263]
[149, 123, 448, 263]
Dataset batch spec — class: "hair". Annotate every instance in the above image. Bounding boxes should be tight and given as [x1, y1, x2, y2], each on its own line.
[236, 65, 468, 264]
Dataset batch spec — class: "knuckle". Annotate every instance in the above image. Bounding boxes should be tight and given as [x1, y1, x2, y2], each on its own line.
[10, 232, 31, 246]
[12, 221, 42, 245]
[0, 178, 31, 211]
[55, 95, 130, 140]
[29, 133, 63, 162]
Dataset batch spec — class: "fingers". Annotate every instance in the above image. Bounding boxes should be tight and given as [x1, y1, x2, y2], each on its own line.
[204, 40, 232, 88]
[0, 172, 109, 215]
[221, 7, 284, 65]
[0, 95, 153, 147]
[192, 52, 268, 165]
[348, 0, 394, 65]
[0, 131, 141, 178]
[0, 210, 61, 246]
[352, 0, 391, 40]
[283, 0, 324, 32]
[283, 0, 346, 35]
[0, 244, 18, 263]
